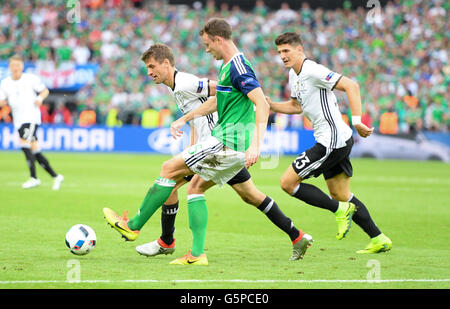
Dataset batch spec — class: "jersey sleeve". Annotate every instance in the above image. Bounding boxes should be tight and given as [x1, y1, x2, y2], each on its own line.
[31, 74, 47, 93]
[195, 77, 210, 97]
[229, 57, 261, 96]
[181, 74, 210, 98]
[289, 70, 297, 99]
[308, 62, 342, 91]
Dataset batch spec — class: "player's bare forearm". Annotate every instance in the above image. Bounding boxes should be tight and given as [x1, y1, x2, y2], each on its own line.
[266, 97, 302, 114]
[0, 99, 6, 107]
[185, 96, 217, 122]
[246, 88, 269, 167]
[334, 76, 361, 117]
[248, 87, 269, 147]
[35, 88, 49, 106]
[334, 76, 373, 137]
[171, 96, 217, 139]
[40, 88, 50, 99]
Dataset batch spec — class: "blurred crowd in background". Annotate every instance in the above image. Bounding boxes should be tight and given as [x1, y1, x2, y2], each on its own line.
[0, 0, 448, 134]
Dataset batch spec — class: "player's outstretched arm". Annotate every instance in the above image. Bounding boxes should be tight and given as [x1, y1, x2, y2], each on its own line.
[245, 87, 270, 168]
[334, 76, 374, 138]
[170, 96, 217, 139]
[35, 88, 50, 107]
[266, 96, 302, 114]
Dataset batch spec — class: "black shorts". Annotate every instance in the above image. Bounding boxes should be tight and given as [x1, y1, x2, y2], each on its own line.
[183, 167, 251, 185]
[292, 137, 354, 180]
[183, 175, 194, 182]
[226, 167, 251, 186]
[18, 123, 39, 142]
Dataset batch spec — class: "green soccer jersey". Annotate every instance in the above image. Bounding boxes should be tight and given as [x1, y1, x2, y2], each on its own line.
[212, 53, 261, 152]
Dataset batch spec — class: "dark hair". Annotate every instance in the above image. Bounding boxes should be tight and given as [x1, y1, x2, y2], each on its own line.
[274, 32, 303, 46]
[140, 43, 175, 66]
[199, 18, 232, 40]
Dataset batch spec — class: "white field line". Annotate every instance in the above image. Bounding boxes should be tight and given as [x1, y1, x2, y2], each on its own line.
[1, 278, 449, 285]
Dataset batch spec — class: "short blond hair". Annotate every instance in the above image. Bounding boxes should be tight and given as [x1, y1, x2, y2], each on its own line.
[9, 54, 24, 63]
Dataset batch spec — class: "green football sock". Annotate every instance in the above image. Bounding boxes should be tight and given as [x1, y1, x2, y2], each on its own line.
[129, 177, 176, 231]
[188, 194, 208, 257]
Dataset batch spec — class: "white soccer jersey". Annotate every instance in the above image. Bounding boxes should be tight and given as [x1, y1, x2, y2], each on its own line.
[0, 73, 46, 129]
[289, 59, 352, 149]
[167, 70, 218, 142]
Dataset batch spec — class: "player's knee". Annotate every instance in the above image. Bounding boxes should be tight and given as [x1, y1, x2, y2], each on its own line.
[160, 160, 179, 179]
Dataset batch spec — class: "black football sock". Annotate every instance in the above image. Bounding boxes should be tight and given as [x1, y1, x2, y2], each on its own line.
[292, 183, 339, 213]
[257, 196, 300, 242]
[34, 152, 58, 177]
[21, 147, 37, 179]
[160, 202, 179, 245]
[349, 195, 382, 238]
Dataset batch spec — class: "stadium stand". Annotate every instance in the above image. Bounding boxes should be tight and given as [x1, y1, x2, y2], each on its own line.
[0, 0, 448, 133]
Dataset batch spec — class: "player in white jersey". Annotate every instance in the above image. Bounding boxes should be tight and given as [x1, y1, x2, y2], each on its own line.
[266, 32, 391, 254]
[104, 43, 251, 258]
[0, 55, 64, 190]
[167, 70, 218, 143]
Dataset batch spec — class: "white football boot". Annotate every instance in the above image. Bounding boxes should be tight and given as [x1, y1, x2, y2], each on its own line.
[290, 233, 314, 260]
[22, 178, 41, 189]
[52, 174, 64, 190]
[136, 238, 176, 257]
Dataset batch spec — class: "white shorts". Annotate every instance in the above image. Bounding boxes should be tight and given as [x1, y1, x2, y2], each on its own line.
[182, 135, 245, 186]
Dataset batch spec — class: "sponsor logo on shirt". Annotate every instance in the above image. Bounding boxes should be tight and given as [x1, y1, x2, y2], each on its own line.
[241, 77, 254, 86]
[325, 72, 335, 81]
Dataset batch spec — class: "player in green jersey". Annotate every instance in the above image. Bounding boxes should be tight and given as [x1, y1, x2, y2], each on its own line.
[169, 18, 313, 264]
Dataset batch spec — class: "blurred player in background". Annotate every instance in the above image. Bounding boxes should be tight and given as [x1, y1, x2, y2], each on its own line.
[0, 55, 64, 190]
[266, 32, 392, 254]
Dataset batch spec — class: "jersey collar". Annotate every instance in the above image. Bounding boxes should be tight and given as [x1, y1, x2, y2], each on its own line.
[223, 52, 244, 67]
[296, 57, 308, 75]
[170, 69, 178, 91]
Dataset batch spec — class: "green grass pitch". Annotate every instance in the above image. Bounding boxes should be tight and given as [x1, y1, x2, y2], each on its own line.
[0, 151, 449, 289]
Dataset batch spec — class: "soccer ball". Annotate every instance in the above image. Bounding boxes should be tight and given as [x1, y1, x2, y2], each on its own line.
[65, 224, 96, 255]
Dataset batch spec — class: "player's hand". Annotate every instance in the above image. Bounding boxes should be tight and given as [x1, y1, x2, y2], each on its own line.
[354, 123, 374, 138]
[170, 117, 186, 139]
[245, 144, 260, 168]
